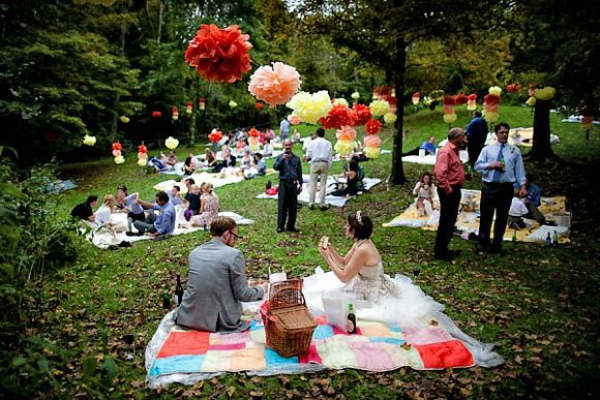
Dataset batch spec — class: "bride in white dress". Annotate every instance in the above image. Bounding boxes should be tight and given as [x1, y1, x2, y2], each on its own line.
[304, 211, 503, 367]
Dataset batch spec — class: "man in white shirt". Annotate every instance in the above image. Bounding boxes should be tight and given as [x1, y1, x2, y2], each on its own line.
[305, 128, 333, 210]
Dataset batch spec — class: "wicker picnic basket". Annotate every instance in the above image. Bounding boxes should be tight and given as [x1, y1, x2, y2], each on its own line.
[261, 279, 317, 357]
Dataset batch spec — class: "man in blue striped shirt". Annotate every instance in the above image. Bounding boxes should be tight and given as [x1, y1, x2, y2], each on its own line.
[474, 122, 527, 254]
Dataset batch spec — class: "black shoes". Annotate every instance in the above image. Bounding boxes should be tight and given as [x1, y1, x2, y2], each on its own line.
[287, 227, 301, 233]
[434, 250, 455, 261]
[125, 231, 143, 237]
[277, 227, 284, 233]
[320, 205, 330, 211]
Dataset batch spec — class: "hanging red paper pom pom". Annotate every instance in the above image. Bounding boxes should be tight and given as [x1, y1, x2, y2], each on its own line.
[454, 93, 468, 105]
[138, 143, 147, 154]
[185, 24, 253, 83]
[443, 96, 456, 106]
[319, 104, 355, 129]
[152, 111, 162, 118]
[112, 142, 122, 151]
[506, 83, 521, 93]
[248, 128, 260, 138]
[208, 131, 223, 143]
[350, 104, 372, 126]
[255, 102, 264, 110]
[365, 119, 381, 135]
[468, 94, 477, 101]
[483, 94, 500, 105]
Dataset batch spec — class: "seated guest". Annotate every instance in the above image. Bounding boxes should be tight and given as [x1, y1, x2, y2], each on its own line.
[240, 149, 253, 170]
[183, 156, 195, 176]
[174, 217, 267, 332]
[132, 191, 176, 237]
[165, 150, 178, 167]
[292, 128, 301, 143]
[515, 173, 546, 225]
[185, 184, 202, 216]
[167, 185, 184, 206]
[70, 195, 98, 223]
[236, 138, 246, 152]
[191, 183, 219, 228]
[263, 138, 274, 157]
[508, 196, 530, 230]
[204, 149, 217, 168]
[402, 136, 437, 157]
[212, 146, 236, 173]
[254, 153, 267, 176]
[94, 194, 117, 228]
[413, 172, 434, 217]
[183, 177, 195, 194]
[116, 185, 145, 233]
[331, 159, 361, 198]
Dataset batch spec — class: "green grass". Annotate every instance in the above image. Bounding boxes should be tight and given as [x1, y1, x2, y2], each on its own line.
[35, 105, 600, 398]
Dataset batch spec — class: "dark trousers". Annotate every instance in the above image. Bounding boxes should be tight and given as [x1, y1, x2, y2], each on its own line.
[434, 185, 462, 257]
[133, 212, 157, 233]
[467, 138, 485, 170]
[478, 182, 514, 248]
[277, 180, 298, 230]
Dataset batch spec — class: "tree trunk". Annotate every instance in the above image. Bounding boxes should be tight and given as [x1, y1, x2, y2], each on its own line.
[529, 99, 555, 160]
[390, 35, 407, 185]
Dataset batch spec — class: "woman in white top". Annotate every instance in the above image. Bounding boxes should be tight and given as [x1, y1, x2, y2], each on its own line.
[302, 211, 503, 368]
[412, 172, 434, 216]
[95, 194, 117, 227]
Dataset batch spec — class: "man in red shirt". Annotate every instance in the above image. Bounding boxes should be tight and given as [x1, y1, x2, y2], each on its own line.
[433, 128, 467, 261]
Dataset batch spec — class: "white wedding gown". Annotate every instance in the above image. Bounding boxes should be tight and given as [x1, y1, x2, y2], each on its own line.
[302, 262, 504, 368]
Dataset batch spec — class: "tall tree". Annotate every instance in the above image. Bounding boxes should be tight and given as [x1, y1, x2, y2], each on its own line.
[297, 0, 512, 184]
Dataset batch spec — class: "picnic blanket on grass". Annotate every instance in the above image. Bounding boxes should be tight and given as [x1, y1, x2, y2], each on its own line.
[383, 190, 570, 243]
[154, 169, 276, 194]
[146, 309, 476, 389]
[256, 175, 382, 208]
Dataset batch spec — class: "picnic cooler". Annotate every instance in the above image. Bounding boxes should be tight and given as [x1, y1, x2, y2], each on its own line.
[261, 279, 317, 357]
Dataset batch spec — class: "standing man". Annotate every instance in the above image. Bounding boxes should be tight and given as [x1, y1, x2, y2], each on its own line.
[174, 217, 267, 332]
[306, 128, 333, 210]
[475, 122, 527, 254]
[132, 191, 176, 237]
[465, 111, 489, 172]
[279, 118, 290, 141]
[433, 128, 467, 261]
[273, 139, 302, 233]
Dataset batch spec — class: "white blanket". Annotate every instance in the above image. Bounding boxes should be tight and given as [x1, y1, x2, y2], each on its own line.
[154, 171, 245, 194]
[256, 175, 382, 208]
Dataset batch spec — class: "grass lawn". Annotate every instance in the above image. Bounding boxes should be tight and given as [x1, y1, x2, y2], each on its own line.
[32, 105, 600, 398]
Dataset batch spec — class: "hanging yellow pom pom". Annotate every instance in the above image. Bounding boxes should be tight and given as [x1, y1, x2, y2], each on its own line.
[369, 99, 391, 117]
[364, 146, 381, 159]
[383, 113, 397, 124]
[165, 136, 179, 149]
[83, 135, 96, 146]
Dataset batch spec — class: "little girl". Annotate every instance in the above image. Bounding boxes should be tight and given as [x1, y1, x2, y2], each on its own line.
[191, 183, 219, 228]
[413, 172, 434, 216]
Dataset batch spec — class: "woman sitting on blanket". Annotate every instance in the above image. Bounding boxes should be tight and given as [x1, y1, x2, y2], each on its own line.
[330, 159, 361, 197]
[183, 156, 196, 176]
[204, 149, 217, 168]
[185, 184, 202, 218]
[190, 183, 219, 228]
[240, 149, 253, 170]
[304, 211, 504, 367]
[95, 194, 126, 232]
[212, 146, 236, 173]
[413, 172, 434, 217]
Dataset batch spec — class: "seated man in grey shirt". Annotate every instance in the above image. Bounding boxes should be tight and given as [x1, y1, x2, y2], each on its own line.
[174, 217, 267, 332]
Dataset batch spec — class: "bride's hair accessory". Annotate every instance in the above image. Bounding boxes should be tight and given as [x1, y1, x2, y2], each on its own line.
[356, 211, 363, 225]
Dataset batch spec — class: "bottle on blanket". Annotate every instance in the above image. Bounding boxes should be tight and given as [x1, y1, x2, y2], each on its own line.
[346, 303, 357, 334]
[175, 274, 184, 306]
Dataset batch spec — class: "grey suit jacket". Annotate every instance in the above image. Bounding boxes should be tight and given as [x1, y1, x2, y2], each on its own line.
[173, 238, 265, 333]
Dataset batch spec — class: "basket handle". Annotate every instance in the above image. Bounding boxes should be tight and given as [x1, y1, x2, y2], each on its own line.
[269, 287, 306, 312]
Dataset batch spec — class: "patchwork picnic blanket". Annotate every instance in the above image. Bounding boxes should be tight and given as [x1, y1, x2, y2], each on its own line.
[383, 190, 570, 243]
[88, 211, 254, 249]
[146, 310, 476, 389]
[256, 175, 382, 208]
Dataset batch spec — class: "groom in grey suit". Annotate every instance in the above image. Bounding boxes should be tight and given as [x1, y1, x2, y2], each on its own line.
[174, 217, 267, 332]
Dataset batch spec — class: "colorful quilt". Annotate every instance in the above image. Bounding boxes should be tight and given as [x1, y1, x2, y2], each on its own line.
[147, 315, 475, 385]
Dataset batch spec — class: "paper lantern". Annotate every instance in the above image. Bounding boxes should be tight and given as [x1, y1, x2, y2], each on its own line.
[333, 98, 349, 108]
[351, 92, 360, 100]
[489, 86, 502, 96]
[364, 134, 381, 148]
[248, 62, 302, 107]
[467, 94, 477, 111]
[199, 98, 206, 111]
[114, 155, 125, 165]
[83, 135, 96, 146]
[369, 100, 390, 117]
[229, 100, 238, 109]
[185, 24, 252, 83]
[287, 114, 301, 125]
[350, 104, 372, 126]
[137, 158, 147, 167]
[335, 125, 357, 141]
[165, 136, 179, 149]
[120, 116, 130, 123]
[286, 91, 333, 125]
[334, 140, 354, 156]
[320, 104, 355, 129]
[208, 131, 223, 143]
[364, 146, 381, 159]
[412, 92, 420, 105]
[186, 102, 193, 114]
[172, 106, 179, 121]
[112, 149, 122, 157]
[365, 119, 381, 135]
[152, 111, 162, 119]
[255, 102, 264, 110]
[383, 113, 397, 124]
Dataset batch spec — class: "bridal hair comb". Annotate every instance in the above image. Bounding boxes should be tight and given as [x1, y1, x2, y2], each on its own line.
[356, 210, 363, 225]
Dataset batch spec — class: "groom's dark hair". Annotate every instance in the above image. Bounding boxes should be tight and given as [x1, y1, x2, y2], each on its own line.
[347, 213, 373, 240]
[210, 217, 237, 237]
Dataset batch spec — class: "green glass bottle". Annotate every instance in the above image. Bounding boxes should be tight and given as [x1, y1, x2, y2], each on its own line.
[346, 303, 357, 334]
